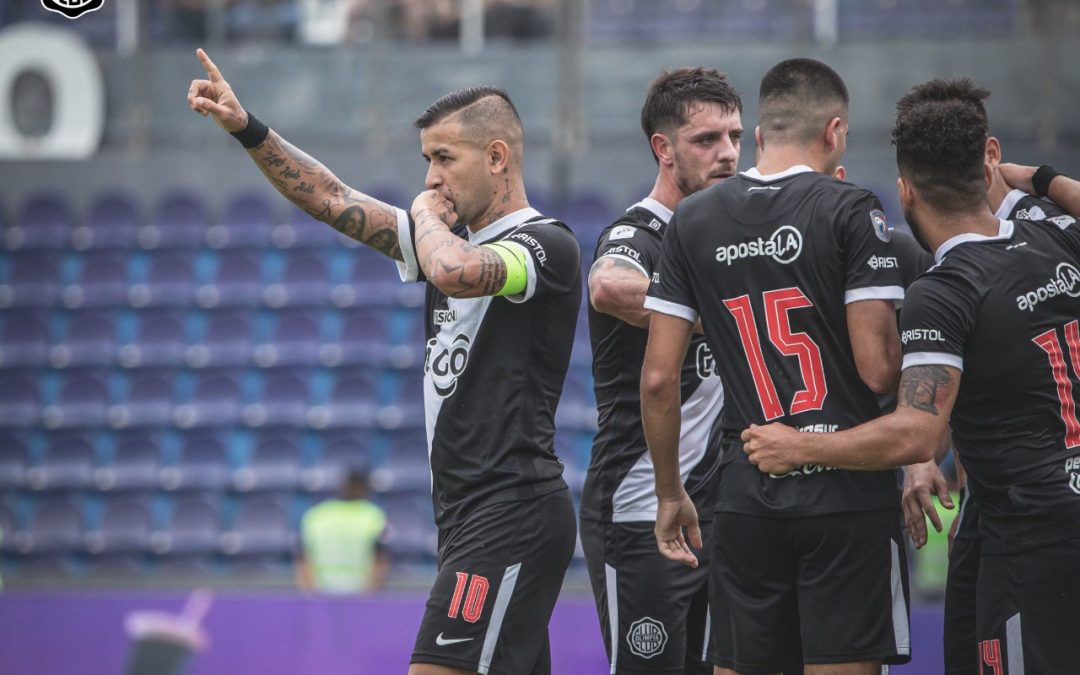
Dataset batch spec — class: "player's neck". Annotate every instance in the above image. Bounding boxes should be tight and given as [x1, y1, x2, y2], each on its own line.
[648, 173, 684, 213]
[986, 168, 1012, 214]
[756, 145, 830, 176]
[469, 180, 530, 233]
[921, 206, 1002, 253]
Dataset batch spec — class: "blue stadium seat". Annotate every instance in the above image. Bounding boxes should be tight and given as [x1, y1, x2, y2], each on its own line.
[263, 251, 330, 307]
[254, 309, 322, 367]
[278, 206, 351, 249]
[85, 498, 152, 555]
[555, 366, 597, 432]
[0, 432, 28, 490]
[128, 251, 197, 307]
[42, 371, 109, 429]
[50, 311, 117, 368]
[301, 434, 371, 493]
[6, 193, 73, 251]
[144, 190, 210, 249]
[26, 434, 95, 491]
[195, 250, 264, 309]
[209, 192, 276, 249]
[373, 430, 429, 493]
[73, 192, 142, 251]
[0, 252, 61, 308]
[570, 308, 590, 366]
[160, 433, 230, 492]
[152, 495, 221, 556]
[381, 370, 423, 431]
[0, 371, 41, 426]
[13, 497, 84, 555]
[219, 496, 293, 556]
[62, 252, 131, 309]
[118, 309, 187, 368]
[313, 372, 378, 429]
[108, 370, 175, 429]
[379, 492, 437, 562]
[96, 433, 162, 491]
[332, 307, 391, 366]
[233, 433, 302, 492]
[0, 500, 17, 553]
[332, 247, 406, 308]
[187, 309, 254, 368]
[0, 310, 51, 367]
[243, 369, 312, 428]
[172, 371, 242, 428]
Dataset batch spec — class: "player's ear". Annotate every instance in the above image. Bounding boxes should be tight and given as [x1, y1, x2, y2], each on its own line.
[984, 160, 995, 191]
[897, 175, 913, 208]
[824, 117, 843, 153]
[650, 132, 674, 166]
[487, 139, 509, 174]
[985, 136, 1001, 167]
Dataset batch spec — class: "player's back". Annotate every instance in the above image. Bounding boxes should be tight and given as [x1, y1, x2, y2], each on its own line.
[656, 165, 904, 516]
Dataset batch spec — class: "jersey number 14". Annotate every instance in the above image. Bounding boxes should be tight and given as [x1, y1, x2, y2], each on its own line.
[1032, 319, 1080, 448]
[724, 287, 827, 421]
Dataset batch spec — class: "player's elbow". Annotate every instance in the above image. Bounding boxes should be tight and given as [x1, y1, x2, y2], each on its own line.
[589, 274, 622, 317]
[862, 367, 900, 396]
[640, 364, 678, 405]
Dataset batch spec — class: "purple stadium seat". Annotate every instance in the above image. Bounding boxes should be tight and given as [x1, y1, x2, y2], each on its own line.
[152, 496, 220, 555]
[96, 433, 162, 491]
[333, 307, 391, 366]
[277, 206, 351, 249]
[0, 501, 16, 553]
[72, 192, 141, 250]
[0, 372, 41, 426]
[14, 497, 84, 555]
[0, 310, 51, 367]
[195, 250, 263, 308]
[6, 193, 73, 251]
[143, 190, 209, 249]
[219, 497, 293, 556]
[0, 252, 61, 308]
[209, 192, 276, 249]
[233, 434, 302, 492]
[331, 247, 405, 308]
[26, 434, 95, 491]
[160, 433, 230, 492]
[262, 252, 330, 307]
[243, 369, 311, 428]
[379, 492, 437, 561]
[62, 251, 131, 308]
[127, 252, 196, 307]
[85, 499, 152, 555]
[187, 309, 254, 368]
[301, 434, 370, 493]
[172, 371, 242, 428]
[315, 372, 378, 429]
[254, 309, 321, 367]
[42, 371, 109, 429]
[118, 310, 186, 368]
[50, 311, 116, 368]
[382, 369, 424, 430]
[555, 366, 597, 432]
[0, 432, 28, 489]
[108, 370, 175, 429]
[373, 430, 430, 493]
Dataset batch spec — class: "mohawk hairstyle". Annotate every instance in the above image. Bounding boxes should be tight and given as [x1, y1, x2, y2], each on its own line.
[892, 79, 990, 212]
[758, 58, 848, 144]
[414, 85, 524, 149]
[640, 67, 743, 163]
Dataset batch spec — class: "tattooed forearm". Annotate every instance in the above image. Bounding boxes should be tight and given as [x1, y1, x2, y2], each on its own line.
[898, 365, 954, 415]
[413, 206, 509, 298]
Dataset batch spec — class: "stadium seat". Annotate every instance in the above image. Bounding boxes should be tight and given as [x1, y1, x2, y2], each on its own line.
[6, 193, 73, 251]
[50, 311, 117, 368]
[263, 251, 330, 307]
[127, 251, 197, 307]
[142, 190, 210, 249]
[152, 495, 221, 555]
[0, 432, 28, 490]
[243, 369, 312, 428]
[26, 434, 95, 491]
[277, 206, 351, 249]
[186, 309, 254, 368]
[331, 307, 392, 366]
[0, 252, 61, 308]
[0, 500, 17, 553]
[254, 309, 322, 367]
[555, 366, 597, 432]
[62, 251, 131, 309]
[332, 247, 407, 308]
[379, 492, 437, 562]
[42, 371, 110, 429]
[194, 250, 264, 309]
[0, 310, 51, 367]
[0, 371, 41, 426]
[312, 372, 378, 429]
[172, 371, 242, 428]
[108, 370, 175, 428]
[301, 433, 370, 493]
[373, 430, 429, 493]
[219, 496, 294, 556]
[118, 309, 187, 368]
[381, 370, 423, 430]
[95, 433, 162, 491]
[209, 192, 276, 249]
[160, 433, 230, 492]
[73, 192, 141, 251]
[85, 498, 152, 555]
[232, 433, 303, 492]
[13, 497, 84, 555]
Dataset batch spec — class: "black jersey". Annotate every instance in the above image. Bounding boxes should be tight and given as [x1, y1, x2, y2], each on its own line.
[645, 166, 905, 517]
[581, 198, 724, 523]
[395, 207, 581, 528]
[900, 215, 1080, 553]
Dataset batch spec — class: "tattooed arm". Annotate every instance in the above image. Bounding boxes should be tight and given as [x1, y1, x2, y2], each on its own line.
[409, 190, 515, 299]
[187, 48, 402, 260]
[741, 364, 960, 474]
[589, 257, 651, 328]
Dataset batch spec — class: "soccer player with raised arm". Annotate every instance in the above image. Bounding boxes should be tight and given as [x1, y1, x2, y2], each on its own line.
[188, 49, 580, 675]
[641, 58, 909, 674]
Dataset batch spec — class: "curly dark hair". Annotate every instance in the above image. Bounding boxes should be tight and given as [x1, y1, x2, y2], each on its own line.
[640, 67, 742, 163]
[892, 78, 989, 212]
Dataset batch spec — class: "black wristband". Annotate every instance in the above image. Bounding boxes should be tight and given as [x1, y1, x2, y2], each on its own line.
[231, 112, 270, 148]
[1032, 164, 1061, 199]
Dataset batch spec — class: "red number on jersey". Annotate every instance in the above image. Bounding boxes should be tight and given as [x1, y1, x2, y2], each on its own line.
[447, 572, 490, 623]
[979, 638, 1003, 675]
[1032, 319, 1080, 448]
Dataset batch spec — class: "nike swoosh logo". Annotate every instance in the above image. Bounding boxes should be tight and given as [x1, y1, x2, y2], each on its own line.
[435, 633, 475, 646]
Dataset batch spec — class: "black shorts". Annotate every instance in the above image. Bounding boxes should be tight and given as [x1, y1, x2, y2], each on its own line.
[975, 536, 1080, 675]
[411, 488, 576, 675]
[944, 535, 980, 675]
[579, 517, 712, 675]
[710, 510, 910, 673]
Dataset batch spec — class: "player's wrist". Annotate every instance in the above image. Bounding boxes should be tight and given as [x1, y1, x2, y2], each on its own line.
[1032, 164, 1062, 199]
[231, 110, 269, 147]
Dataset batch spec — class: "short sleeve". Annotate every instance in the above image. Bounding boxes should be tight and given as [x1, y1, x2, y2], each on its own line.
[643, 214, 699, 324]
[502, 221, 581, 303]
[898, 274, 976, 372]
[840, 193, 906, 305]
[593, 222, 659, 279]
[393, 207, 428, 284]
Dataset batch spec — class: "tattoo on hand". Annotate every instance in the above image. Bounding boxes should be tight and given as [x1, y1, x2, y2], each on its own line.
[899, 365, 954, 415]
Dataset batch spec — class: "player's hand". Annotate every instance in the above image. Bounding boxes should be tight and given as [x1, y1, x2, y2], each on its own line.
[411, 189, 458, 228]
[654, 491, 701, 568]
[902, 459, 953, 549]
[187, 48, 249, 133]
[998, 163, 1037, 195]
[741, 423, 801, 475]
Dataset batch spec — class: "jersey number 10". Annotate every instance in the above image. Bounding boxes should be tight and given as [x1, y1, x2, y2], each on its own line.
[724, 287, 827, 421]
[1032, 319, 1080, 448]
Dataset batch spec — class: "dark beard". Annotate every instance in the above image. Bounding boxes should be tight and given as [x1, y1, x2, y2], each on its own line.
[903, 205, 934, 254]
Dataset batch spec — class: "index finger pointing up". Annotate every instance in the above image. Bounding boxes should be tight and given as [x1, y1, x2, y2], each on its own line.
[196, 48, 224, 82]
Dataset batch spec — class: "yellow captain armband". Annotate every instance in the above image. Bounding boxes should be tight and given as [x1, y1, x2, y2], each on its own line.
[483, 241, 529, 297]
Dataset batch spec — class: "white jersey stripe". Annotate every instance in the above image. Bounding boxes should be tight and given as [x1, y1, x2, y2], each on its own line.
[1006, 612, 1025, 675]
[605, 563, 619, 674]
[393, 207, 420, 282]
[902, 351, 964, 372]
[477, 562, 522, 674]
[890, 538, 911, 656]
[844, 285, 905, 305]
[598, 253, 649, 279]
[642, 296, 698, 323]
[700, 605, 711, 662]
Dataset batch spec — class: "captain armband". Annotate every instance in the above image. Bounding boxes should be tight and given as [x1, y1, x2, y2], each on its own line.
[483, 241, 529, 297]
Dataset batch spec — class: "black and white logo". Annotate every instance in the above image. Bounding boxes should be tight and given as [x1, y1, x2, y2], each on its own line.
[714, 225, 802, 266]
[626, 617, 667, 659]
[41, 0, 104, 19]
[870, 209, 891, 242]
[425, 334, 471, 397]
[1066, 456, 1080, 496]
[695, 342, 717, 380]
[1015, 262, 1080, 312]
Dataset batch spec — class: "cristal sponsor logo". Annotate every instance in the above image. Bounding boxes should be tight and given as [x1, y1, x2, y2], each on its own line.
[433, 308, 458, 326]
[1065, 456, 1080, 496]
[714, 225, 802, 266]
[695, 342, 718, 380]
[901, 328, 945, 345]
[509, 233, 547, 267]
[867, 256, 898, 270]
[425, 334, 471, 397]
[605, 245, 642, 262]
[41, 0, 104, 19]
[626, 617, 667, 659]
[1015, 262, 1080, 312]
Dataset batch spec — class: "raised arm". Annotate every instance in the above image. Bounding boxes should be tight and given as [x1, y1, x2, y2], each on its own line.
[999, 163, 1080, 218]
[589, 257, 651, 328]
[186, 48, 403, 260]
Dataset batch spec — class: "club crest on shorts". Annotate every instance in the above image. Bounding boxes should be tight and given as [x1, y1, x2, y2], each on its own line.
[870, 209, 891, 242]
[1066, 456, 1080, 495]
[626, 617, 667, 659]
[41, 0, 105, 19]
